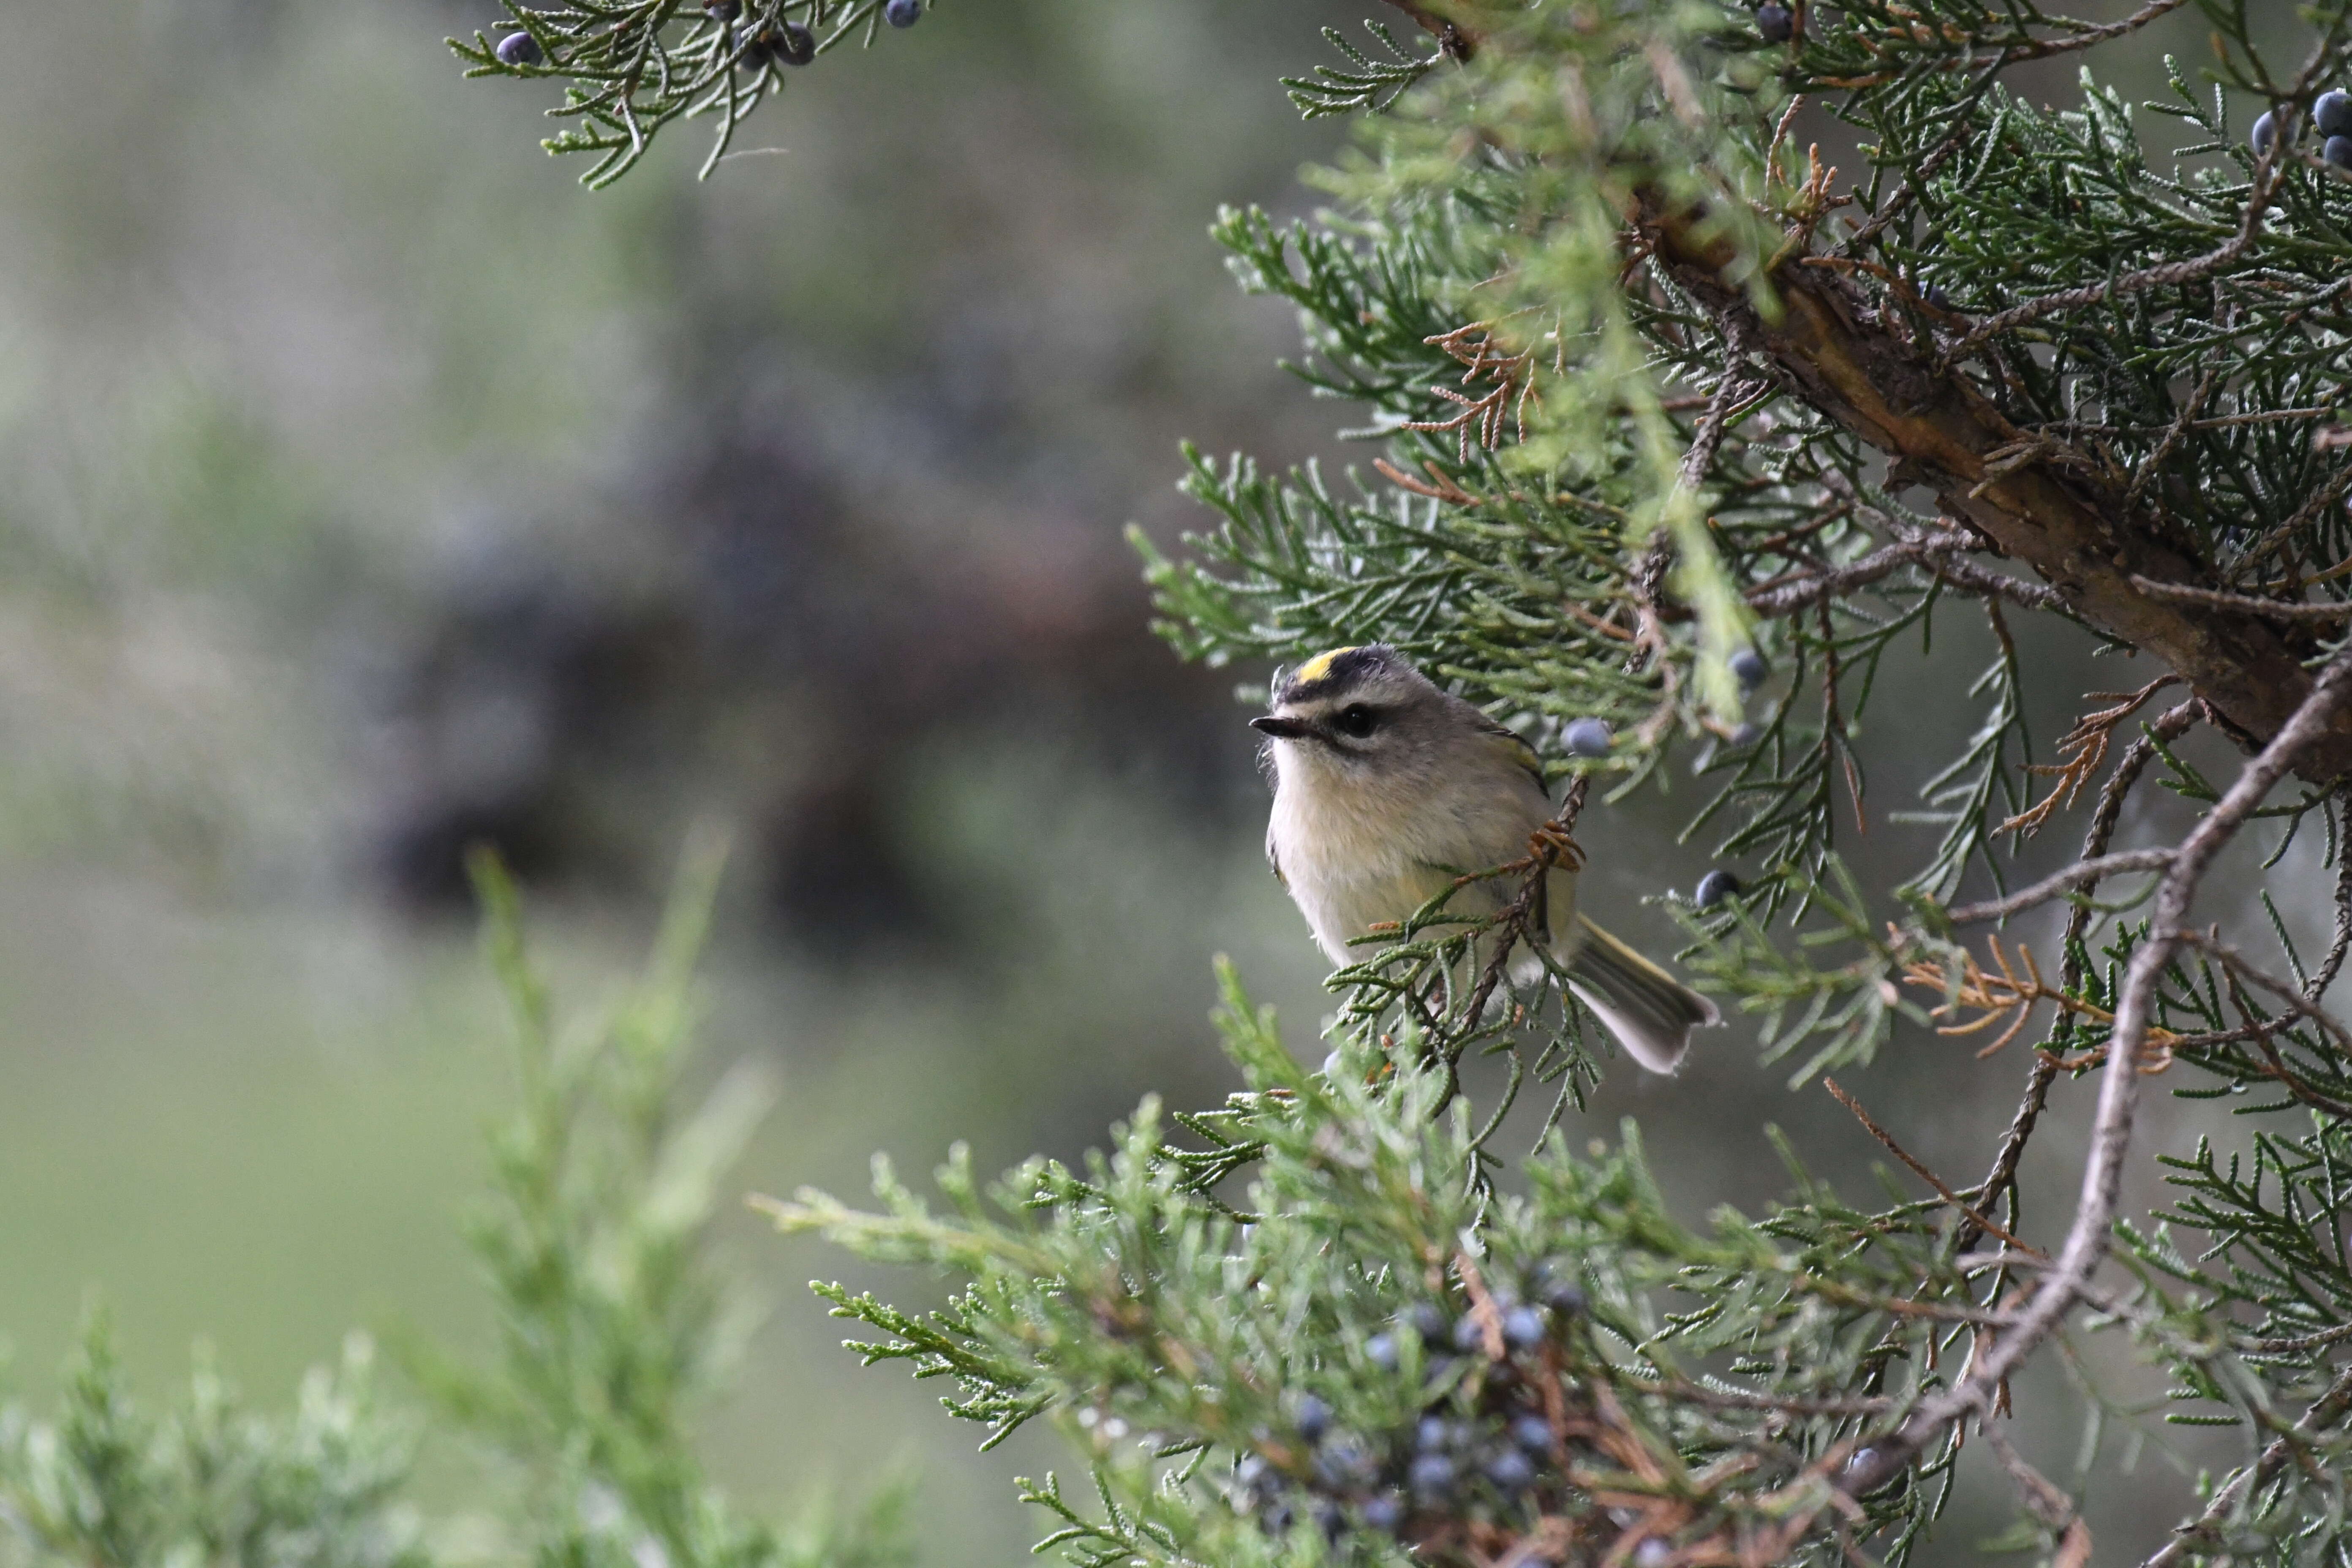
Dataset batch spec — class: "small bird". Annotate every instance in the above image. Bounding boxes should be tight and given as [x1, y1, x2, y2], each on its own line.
[1252, 644, 1718, 1073]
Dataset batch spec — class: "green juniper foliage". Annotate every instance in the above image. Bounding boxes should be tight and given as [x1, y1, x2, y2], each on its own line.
[451, 0, 933, 185]
[0, 1323, 426, 1568]
[760, 968, 1994, 1566]
[477, 1, 2352, 1564]
[0, 850, 903, 1568]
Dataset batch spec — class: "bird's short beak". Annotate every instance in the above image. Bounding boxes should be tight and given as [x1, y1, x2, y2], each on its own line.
[1251, 715, 1312, 740]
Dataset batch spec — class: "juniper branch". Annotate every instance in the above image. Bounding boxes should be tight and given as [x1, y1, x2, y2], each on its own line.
[1846, 641, 2352, 1498]
[2141, 1364, 2352, 1568]
[1638, 201, 2352, 779]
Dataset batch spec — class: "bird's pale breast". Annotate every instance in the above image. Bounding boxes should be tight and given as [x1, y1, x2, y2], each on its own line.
[1271, 745, 1564, 966]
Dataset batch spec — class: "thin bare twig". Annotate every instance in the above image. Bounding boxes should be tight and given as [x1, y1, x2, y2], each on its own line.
[2002, 0, 2191, 60]
[2122, 359, 2224, 521]
[1443, 778, 1592, 1082]
[1949, 157, 2286, 358]
[1823, 1077, 2044, 1257]
[2311, 836, 2352, 1002]
[2173, 931, 2352, 1117]
[1982, 1425, 2093, 1568]
[1942, 850, 2175, 926]
[2178, 930, 2352, 1056]
[1745, 536, 1970, 617]
[1846, 648, 2352, 1497]
[2130, 575, 2352, 620]
[1678, 357, 1762, 494]
[1614, 1374, 1894, 1418]
[1960, 703, 2200, 1255]
[1816, 473, 2066, 612]
[2242, 1320, 2352, 1355]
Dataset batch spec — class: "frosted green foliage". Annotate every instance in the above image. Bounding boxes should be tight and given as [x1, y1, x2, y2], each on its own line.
[1282, 25, 1443, 120]
[450, 2, 933, 185]
[0, 1323, 425, 1568]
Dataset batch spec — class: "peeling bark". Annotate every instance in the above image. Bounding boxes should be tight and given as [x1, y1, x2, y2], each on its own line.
[1638, 195, 2352, 784]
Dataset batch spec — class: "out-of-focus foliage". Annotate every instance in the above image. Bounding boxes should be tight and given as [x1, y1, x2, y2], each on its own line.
[1, 852, 905, 1568]
[409, 847, 910, 1568]
[0, 1325, 425, 1568]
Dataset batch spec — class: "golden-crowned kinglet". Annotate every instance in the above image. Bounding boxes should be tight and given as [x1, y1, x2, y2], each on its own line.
[1252, 645, 1718, 1073]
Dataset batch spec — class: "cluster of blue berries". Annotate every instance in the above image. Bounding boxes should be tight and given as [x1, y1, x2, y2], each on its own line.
[738, 18, 817, 67]
[1230, 1269, 1592, 1554]
[2251, 90, 2352, 170]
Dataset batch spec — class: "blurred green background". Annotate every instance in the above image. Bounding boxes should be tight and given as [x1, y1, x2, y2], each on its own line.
[0, 2, 2325, 1563]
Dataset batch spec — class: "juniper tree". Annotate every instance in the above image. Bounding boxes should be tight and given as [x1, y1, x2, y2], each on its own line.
[455, 1, 2352, 1563]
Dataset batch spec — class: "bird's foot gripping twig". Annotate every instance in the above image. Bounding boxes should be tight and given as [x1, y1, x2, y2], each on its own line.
[1527, 821, 1586, 872]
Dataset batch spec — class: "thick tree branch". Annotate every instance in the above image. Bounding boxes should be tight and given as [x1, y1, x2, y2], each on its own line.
[1636, 197, 2352, 782]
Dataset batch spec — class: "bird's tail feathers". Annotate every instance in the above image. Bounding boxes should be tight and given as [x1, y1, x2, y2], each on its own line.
[1563, 917, 1720, 1075]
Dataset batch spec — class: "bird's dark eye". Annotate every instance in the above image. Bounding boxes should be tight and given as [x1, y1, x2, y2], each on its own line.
[1334, 704, 1378, 738]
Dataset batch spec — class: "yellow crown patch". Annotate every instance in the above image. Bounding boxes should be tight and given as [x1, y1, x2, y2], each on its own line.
[1290, 646, 1361, 686]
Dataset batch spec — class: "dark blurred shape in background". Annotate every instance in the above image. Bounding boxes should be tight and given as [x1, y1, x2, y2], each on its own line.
[366, 395, 1253, 958]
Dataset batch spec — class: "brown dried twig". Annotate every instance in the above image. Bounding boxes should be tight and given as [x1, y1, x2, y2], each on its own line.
[1373, 456, 1488, 507]
[1408, 320, 1551, 461]
[1900, 934, 2180, 1063]
[1943, 849, 2175, 927]
[2000, 676, 2182, 837]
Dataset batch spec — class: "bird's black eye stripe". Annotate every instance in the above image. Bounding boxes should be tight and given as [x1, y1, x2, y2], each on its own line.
[1334, 704, 1379, 738]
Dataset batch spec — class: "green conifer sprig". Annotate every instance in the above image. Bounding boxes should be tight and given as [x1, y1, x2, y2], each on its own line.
[450, 1, 925, 186]
[1283, 24, 1443, 120]
[761, 964, 2055, 1567]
